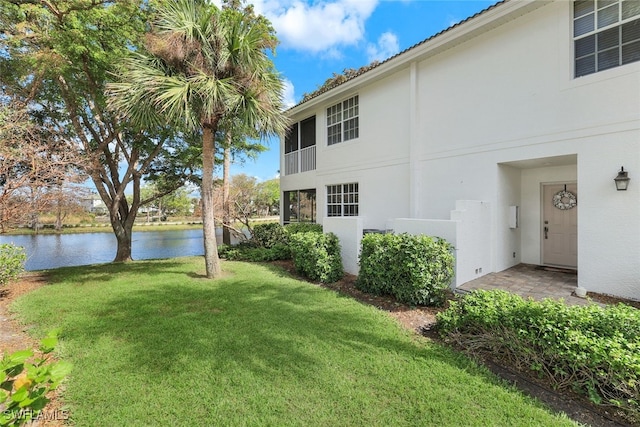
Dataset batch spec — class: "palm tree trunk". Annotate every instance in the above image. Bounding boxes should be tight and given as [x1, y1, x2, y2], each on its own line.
[222, 133, 231, 245]
[202, 126, 221, 278]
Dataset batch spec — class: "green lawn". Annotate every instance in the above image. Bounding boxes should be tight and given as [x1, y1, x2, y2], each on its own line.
[12, 258, 577, 426]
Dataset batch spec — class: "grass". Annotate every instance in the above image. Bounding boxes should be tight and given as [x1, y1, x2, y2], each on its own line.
[11, 258, 577, 426]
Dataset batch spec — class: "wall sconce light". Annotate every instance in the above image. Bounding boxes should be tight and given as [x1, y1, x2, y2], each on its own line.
[614, 166, 630, 191]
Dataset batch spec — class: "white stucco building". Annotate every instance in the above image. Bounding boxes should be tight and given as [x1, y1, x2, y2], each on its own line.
[280, 0, 640, 300]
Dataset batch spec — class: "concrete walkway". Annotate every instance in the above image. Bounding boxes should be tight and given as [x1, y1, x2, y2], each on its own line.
[457, 263, 593, 306]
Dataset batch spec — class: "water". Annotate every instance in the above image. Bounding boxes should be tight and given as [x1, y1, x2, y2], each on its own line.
[0, 229, 220, 271]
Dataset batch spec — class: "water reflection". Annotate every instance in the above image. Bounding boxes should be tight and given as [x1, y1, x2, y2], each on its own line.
[0, 229, 228, 271]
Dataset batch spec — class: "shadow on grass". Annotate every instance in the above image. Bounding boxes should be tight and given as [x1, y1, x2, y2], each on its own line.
[64, 263, 484, 385]
[45, 258, 203, 284]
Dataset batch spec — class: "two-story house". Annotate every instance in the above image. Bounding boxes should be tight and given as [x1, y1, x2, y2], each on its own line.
[280, 0, 640, 300]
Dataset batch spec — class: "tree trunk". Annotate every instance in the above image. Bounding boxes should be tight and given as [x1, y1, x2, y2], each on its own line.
[106, 174, 141, 263]
[202, 126, 221, 278]
[113, 222, 133, 262]
[222, 134, 231, 245]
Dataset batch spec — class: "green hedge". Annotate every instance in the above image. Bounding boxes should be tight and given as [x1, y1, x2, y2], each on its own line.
[0, 243, 26, 287]
[437, 290, 640, 423]
[252, 223, 289, 249]
[356, 233, 454, 306]
[218, 243, 291, 262]
[250, 223, 323, 250]
[284, 223, 322, 235]
[289, 232, 343, 283]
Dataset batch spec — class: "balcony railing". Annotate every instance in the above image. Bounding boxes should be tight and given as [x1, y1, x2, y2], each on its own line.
[285, 151, 298, 175]
[300, 145, 316, 173]
[285, 145, 316, 175]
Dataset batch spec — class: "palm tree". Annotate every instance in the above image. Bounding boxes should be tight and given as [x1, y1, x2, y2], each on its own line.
[107, 0, 288, 278]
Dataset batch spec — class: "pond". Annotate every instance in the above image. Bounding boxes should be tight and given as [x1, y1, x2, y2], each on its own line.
[0, 229, 228, 271]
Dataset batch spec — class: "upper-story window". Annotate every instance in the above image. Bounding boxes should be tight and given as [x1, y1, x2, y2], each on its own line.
[574, 0, 640, 77]
[327, 95, 359, 146]
[284, 116, 316, 175]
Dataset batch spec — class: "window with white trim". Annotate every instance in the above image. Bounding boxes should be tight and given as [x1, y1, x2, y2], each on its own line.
[574, 0, 640, 77]
[326, 183, 358, 217]
[327, 95, 359, 145]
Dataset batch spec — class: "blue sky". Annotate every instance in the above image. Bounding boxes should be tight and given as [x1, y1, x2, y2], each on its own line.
[224, 0, 498, 181]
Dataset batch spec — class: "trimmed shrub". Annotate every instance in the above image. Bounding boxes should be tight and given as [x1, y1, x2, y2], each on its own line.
[289, 232, 343, 283]
[356, 233, 454, 306]
[284, 223, 322, 235]
[0, 244, 27, 287]
[218, 242, 290, 262]
[252, 223, 288, 249]
[437, 290, 640, 423]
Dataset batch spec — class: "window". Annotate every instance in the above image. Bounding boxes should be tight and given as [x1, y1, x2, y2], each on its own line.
[327, 95, 359, 145]
[283, 189, 316, 223]
[326, 183, 359, 217]
[574, 0, 640, 77]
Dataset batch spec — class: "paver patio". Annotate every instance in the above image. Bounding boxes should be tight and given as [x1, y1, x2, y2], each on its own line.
[457, 263, 593, 306]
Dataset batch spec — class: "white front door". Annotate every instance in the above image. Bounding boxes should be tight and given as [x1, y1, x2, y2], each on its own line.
[542, 183, 577, 268]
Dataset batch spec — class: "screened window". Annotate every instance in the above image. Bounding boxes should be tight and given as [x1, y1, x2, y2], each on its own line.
[284, 123, 298, 154]
[284, 117, 316, 175]
[327, 96, 359, 146]
[326, 183, 359, 217]
[574, 0, 640, 77]
[300, 117, 316, 149]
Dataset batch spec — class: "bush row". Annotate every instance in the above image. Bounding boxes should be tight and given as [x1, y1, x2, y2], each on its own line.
[436, 290, 640, 423]
[219, 223, 343, 283]
[218, 242, 291, 262]
[219, 223, 323, 262]
[0, 244, 26, 287]
[356, 233, 454, 306]
[222, 224, 456, 293]
[251, 222, 322, 249]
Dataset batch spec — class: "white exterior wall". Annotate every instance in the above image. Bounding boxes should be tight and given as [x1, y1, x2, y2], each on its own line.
[282, 0, 640, 300]
[323, 217, 363, 275]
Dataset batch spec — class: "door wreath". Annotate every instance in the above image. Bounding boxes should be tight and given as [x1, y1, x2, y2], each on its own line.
[552, 190, 577, 210]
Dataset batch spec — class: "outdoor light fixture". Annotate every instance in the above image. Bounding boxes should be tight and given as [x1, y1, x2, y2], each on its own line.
[614, 166, 630, 191]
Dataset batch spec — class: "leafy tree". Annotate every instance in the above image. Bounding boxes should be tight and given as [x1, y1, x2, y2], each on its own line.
[255, 178, 279, 216]
[139, 184, 195, 220]
[108, 0, 288, 278]
[0, 0, 194, 260]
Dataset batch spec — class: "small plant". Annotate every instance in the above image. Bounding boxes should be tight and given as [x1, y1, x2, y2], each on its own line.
[357, 233, 454, 306]
[0, 244, 27, 287]
[0, 331, 72, 426]
[289, 232, 343, 283]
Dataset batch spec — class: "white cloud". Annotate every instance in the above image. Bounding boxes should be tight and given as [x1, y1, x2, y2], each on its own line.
[255, 0, 379, 54]
[366, 31, 399, 63]
[281, 78, 297, 108]
[447, 15, 462, 28]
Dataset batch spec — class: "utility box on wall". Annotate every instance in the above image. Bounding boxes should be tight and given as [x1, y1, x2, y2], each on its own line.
[508, 205, 519, 229]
